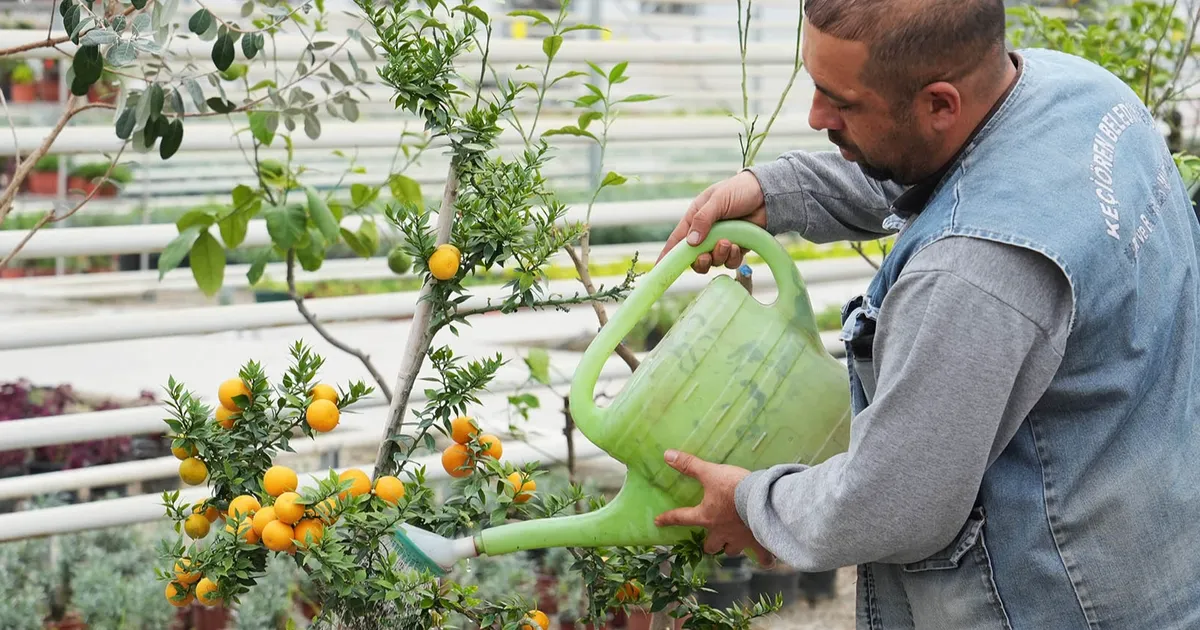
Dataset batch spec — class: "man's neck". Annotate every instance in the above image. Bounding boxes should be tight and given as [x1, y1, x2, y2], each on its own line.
[933, 54, 1021, 171]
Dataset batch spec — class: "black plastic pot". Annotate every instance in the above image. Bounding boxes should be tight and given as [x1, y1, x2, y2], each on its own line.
[750, 567, 801, 608]
[797, 569, 838, 605]
[697, 556, 752, 610]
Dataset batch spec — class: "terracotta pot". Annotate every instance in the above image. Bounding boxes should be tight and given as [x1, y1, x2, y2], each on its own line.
[26, 170, 58, 195]
[43, 611, 87, 629]
[623, 608, 653, 630]
[535, 573, 559, 615]
[190, 605, 232, 630]
[87, 83, 118, 104]
[37, 80, 59, 102]
[0, 267, 24, 279]
[68, 176, 117, 198]
[10, 83, 35, 102]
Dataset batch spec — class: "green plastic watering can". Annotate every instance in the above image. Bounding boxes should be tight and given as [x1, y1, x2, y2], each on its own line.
[391, 222, 853, 572]
[468, 221, 852, 554]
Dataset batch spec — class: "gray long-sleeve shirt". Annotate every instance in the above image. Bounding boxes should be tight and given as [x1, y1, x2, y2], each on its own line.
[731, 150, 1074, 571]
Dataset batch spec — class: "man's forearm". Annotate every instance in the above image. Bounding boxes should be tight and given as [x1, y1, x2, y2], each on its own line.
[745, 150, 906, 243]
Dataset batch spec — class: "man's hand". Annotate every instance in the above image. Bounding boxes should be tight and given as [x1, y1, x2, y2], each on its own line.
[657, 170, 769, 273]
[654, 449, 775, 566]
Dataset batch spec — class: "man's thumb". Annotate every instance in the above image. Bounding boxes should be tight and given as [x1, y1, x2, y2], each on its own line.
[665, 450, 706, 480]
[686, 195, 724, 246]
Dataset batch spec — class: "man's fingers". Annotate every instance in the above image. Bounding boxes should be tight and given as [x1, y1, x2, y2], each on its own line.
[693, 254, 713, 275]
[711, 239, 731, 267]
[703, 536, 726, 555]
[750, 542, 776, 569]
[655, 506, 707, 528]
[726, 245, 744, 270]
[658, 186, 714, 263]
[665, 450, 710, 481]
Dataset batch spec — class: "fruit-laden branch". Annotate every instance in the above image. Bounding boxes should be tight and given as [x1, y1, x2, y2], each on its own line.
[285, 249, 394, 402]
[372, 165, 460, 479]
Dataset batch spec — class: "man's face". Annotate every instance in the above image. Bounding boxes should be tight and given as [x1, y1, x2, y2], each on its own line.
[801, 19, 938, 185]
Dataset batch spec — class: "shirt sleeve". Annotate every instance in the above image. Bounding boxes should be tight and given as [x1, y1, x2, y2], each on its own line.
[732, 237, 1072, 571]
[744, 150, 908, 243]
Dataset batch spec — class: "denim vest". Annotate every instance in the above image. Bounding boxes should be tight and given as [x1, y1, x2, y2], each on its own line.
[840, 49, 1200, 629]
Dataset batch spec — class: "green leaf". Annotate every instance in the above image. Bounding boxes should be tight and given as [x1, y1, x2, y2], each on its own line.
[303, 112, 320, 140]
[79, 28, 117, 47]
[248, 111, 277, 146]
[176, 208, 216, 232]
[130, 0, 147, 9]
[220, 187, 260, 248]
[609, 61, 629, 83]
[508, 9, 551, 25]
[600, 171, 627, 188]
[264, 204, 306, 249]
[577, 111, 602, 130]
[188, 9, 212, 35]
[525, 348, 550, 385]
[115, 109, 136, 140]
[159, 118, 184, 159]
[574, 94, 602, 108]
[295, 228, 326, 272]
[246, 248, 272, 285]
[542, 125, 598, 141]
[455, 4, 489, 25]
[550, 70, 588, 87]
[357, 220, 379, 255]
[205, 97, 236, 114]
[305, 185, 340, 242]
[620, 93, 665, 103]
[340, 228, 370, 258]
[105, 40, 136, 67]
[147, 83, 164, 115]
[212, 33, 235, 71]
[350, 183, 378, 208]
[542, 35, 563, 62]
[249, 79, 276, 91]
[157, 226, 202, 279]
[562, 23, 606, 34]
[241, 31, 259, 58]
[70, 45, 103, 96]
[190, 230, 226, 297]
[387, 174, 422, 205]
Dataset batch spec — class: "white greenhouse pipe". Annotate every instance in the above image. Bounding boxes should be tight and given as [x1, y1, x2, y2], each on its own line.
[0, 115, 819, 157]
[0, 258, 874, 350]
[0, 349, 638, 451]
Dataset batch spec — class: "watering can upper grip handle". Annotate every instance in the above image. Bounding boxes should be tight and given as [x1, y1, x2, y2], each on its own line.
[568, 220, 817, 434]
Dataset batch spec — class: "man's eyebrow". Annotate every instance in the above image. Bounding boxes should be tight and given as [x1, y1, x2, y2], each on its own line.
[814, 82, 852, 104]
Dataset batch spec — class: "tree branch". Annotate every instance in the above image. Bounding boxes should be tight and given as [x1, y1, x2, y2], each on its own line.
[850, 242, 881, 270]
[372, 164, 460, 479]
[563, 243, 640, 372]
[0, 4, 141, 57]
[286, 249, 393, 402]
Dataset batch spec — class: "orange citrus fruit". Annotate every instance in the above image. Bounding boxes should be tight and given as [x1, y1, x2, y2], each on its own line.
[252, 505, 277, 537]
[616, 581, 642, 602]
[192, 500, 219, 522]
[216, 406, 237, 429]
[171, 443, 197, 460]
[373, 475, 405, 504]
[174, 558, 200, 585]
[227, 516, 259, 544]
[263, 465, 298, 497]
[313, 498, 338, 524]
[522, 610, 550, 630]
[165, 581, 193, 607]
[306, 399, 339, 432]
[507, 472, 536, 503]
[428, 243, 461, 280]
[293, 518, 324, 549]
[310, 383, 338, 404]
[273, 492, 305, 525]
[441, 443, 474, 478]
[179, 457, 208, 485]
[196, 577, 220, 606]
[228, 494, 261, 520]
[478, 434, 503, 460]
[184, 513, 211, 539]
[218, 378, 251, 411]
[450, 416, 479, 444]
[338, 469, 371, 500]
[262, 520, 295, 552]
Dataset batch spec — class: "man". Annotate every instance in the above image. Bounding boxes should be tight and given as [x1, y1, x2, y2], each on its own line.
[652, 1, 1200, 628]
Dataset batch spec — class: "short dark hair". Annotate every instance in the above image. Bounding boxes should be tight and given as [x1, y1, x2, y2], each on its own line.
[804, 0, 1009, 103]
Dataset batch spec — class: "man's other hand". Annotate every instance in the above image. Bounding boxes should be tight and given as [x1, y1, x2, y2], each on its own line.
[654, 449, 775, 566]
[657, 171, 769, 273]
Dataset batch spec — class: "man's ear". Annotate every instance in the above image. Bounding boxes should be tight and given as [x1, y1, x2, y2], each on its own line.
[920, 81, 961, 132]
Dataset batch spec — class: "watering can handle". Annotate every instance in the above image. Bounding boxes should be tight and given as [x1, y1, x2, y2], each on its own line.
[569, 220, 817, 433]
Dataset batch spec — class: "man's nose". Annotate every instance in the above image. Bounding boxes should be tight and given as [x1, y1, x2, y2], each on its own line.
[808, 94, 843, 132]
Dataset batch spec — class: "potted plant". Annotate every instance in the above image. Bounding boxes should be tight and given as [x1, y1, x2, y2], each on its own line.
[693, 555, 753, 611]
[25, 154, 59, 196]
[797, 568, 839, 606]
[67, 161, 133, 198]
[37, 58, 59, 102]
[86, 70, 119, 105]
[7, 62, 35, 103]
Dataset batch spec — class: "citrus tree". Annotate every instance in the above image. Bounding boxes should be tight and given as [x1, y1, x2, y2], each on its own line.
[151, 1, 784, 628]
